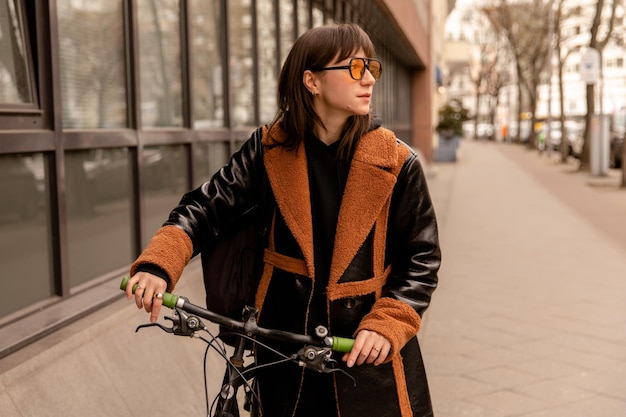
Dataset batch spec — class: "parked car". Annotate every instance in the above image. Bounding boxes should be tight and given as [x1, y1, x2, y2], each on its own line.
[476, 123, 494, 139]
[506, 120, 531, 143]
[610, 135, 624, 169]
[548, 121, 562, 151]
[564, 120, 584, 158]
[461, 121, 494, 139]
[610, 111, 625, 169]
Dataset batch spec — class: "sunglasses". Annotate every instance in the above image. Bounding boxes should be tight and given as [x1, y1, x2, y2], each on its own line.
[310, 57, 382, 81]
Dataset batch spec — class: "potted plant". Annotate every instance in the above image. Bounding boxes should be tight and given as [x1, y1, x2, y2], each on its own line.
[435, 99, 470, 161]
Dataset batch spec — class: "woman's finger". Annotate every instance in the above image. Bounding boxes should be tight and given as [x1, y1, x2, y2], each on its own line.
[342, 330, 391, 367]
[134, 280, 147, 309]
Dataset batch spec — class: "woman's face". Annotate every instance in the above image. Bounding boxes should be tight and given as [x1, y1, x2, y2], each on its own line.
[309, 49, 377, 125]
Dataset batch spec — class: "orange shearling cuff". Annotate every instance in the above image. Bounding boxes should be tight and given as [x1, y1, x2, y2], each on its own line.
[130, 225, 193, 291]
[356, 297, 422, 361]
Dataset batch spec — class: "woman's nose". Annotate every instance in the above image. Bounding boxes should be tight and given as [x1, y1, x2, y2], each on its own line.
[361, 69, 376, 85]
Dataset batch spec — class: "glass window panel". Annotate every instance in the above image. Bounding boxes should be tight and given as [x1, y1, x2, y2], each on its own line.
[193, 141, 230, 188]
[312, 5, 323, 27]
[279, 0, 295, 65]
[372, 50, 385, 122]
[344, 3, 352, 23]
[324, 0, 334, 22]
[0, 153, 51, 319]
[257, 0, 278, 124]
[228, 1, 254, 127]
[141, 145, 188, 246]
[66, 148, 133, 288]
[335, 2, 344, 22]
[57, 1, 127, 129]
[190, 0, 225, 128]
[0, 0, 33, 104]
[297, 0, 309, 35]
[397, 66, 411, 124]
[138, 0, 183, 128]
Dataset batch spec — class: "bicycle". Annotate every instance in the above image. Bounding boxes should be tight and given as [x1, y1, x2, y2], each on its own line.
[120, 276, 355, 417]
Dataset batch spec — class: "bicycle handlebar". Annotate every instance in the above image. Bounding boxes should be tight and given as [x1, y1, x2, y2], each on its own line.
[120, 276, 354, 353]
[121, 276, 180, 308]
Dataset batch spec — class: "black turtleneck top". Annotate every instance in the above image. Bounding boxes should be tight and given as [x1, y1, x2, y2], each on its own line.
[305, 133, 351, 287]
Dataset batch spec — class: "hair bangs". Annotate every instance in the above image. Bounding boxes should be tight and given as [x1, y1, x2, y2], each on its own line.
[332, 24, 376, 62]
[305, 24, 376, 69]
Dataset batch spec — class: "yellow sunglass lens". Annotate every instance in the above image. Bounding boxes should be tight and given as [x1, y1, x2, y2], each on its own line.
[350, 60, 366, 78]
[350, 59, 381, 80]
[369, 62, 381, 78]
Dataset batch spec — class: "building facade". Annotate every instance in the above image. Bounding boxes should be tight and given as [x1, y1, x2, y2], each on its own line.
[0, 0, 435, 358]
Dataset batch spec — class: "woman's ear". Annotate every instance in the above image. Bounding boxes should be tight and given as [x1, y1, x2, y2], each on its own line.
[303, 70, 318, 95]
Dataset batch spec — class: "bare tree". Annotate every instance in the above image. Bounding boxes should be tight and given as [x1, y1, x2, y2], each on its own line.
[482, 3, 524, 143]
[481, 35, 510, 139]
[450, 7, 506, 140]
[553, 1, 585, 163]
[469, 30, 498, 139]
[483, 0, 552, 148]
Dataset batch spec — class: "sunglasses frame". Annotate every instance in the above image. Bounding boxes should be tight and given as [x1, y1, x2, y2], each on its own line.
[309, 57, 382, 81]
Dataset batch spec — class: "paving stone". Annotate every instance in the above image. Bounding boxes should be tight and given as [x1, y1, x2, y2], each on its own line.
[422, 141, 626, 417]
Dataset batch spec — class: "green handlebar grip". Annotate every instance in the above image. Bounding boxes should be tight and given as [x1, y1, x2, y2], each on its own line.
[332, 336, 354, 353]
[157, 292, 178, 309]
[119, 276, 179, 309]
[119, 276, 131, 291]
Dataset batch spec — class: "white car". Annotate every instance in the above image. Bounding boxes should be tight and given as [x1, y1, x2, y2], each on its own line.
[476, 123, 494, 138]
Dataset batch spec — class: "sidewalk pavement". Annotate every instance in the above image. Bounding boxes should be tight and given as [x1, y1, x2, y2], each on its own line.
[420, 139, 626, 417]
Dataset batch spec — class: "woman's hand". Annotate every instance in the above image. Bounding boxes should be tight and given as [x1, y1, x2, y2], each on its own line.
[342, 329, 391, 367]
[124, 272, 168, 323]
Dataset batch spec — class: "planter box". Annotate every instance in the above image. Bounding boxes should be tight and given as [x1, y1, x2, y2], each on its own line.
[436, 134, 460, 162]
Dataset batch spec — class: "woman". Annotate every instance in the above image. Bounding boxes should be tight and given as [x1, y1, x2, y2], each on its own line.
[125, 23, 440, 417]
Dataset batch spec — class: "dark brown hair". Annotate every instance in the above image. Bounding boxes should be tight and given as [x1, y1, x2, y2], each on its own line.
[271, 23, 376, 160]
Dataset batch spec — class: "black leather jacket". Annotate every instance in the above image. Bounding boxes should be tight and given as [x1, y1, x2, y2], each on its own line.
[164, 125, 441, 417]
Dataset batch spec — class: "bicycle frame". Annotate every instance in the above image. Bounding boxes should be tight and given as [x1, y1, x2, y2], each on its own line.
[120, 277, 355, 417]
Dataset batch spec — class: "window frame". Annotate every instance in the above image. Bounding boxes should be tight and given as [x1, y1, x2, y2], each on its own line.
[0, 0, 40, 115]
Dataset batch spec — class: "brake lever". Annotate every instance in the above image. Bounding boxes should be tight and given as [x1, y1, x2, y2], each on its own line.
[135, 308, 205, 337]
[135, 320, 175, 334]
[295, 346, 357, 387]
[321, 366, 356, 386]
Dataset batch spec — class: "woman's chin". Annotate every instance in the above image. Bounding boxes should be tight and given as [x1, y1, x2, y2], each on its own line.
[353, 107, 371, 117]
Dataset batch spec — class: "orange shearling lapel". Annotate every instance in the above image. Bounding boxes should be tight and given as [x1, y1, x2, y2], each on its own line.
[262, 125, 316, 279]
[262, 125, 401, 285]
[330, 127, 400, 285]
